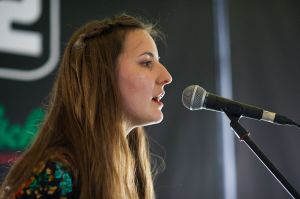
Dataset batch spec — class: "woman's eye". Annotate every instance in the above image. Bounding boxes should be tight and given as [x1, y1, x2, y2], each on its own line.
[141, 61, 153, 67]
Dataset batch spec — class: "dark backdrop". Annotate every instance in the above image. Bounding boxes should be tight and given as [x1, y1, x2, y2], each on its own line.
[0, 0, 299, 198]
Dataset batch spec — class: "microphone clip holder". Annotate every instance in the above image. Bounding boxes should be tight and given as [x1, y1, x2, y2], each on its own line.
[224, 111, 300, 199]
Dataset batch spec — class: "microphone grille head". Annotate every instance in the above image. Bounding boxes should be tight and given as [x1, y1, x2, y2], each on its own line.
[182, 85, 207, 110]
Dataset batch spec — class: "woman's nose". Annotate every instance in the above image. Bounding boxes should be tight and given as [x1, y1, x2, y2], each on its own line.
[157, 63, 172, 85]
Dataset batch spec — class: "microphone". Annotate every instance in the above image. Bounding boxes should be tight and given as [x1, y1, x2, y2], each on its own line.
[182, 85, 299, 127]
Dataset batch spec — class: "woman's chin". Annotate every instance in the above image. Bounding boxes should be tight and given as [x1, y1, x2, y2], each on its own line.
[145, 114, 164, 126]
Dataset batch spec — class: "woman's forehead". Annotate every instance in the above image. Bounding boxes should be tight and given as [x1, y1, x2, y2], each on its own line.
[122, 29, 158, 58]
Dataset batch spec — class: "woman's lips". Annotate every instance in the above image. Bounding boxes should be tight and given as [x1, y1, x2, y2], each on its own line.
[152, 98, 163, 106]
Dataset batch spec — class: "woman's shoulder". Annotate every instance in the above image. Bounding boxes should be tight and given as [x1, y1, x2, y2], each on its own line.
[15, 153, 78, 198]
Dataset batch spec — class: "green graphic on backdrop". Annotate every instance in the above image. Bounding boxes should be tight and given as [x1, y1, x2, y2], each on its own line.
[0, 105, 45, 150]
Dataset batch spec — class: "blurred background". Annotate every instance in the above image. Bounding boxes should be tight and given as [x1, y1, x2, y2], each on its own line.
[0, 0, 299, 198]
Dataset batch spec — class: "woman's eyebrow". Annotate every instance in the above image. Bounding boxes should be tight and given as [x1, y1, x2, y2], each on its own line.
[139, 52, 159, 60]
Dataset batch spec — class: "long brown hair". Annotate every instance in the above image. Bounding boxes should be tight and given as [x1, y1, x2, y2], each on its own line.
[0, 14, 161, 199]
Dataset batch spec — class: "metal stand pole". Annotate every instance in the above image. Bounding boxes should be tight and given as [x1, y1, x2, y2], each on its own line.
[225, 112, 300, 199]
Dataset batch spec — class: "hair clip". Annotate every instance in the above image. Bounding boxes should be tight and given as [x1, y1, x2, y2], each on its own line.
[72, 33, 86, 50]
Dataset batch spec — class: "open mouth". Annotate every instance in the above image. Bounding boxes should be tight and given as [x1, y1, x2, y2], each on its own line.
[152, 92, 165, 105]
[152, 96, 160, 102]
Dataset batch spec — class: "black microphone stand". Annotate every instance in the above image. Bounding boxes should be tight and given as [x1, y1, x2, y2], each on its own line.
[224, 112, 300, 199]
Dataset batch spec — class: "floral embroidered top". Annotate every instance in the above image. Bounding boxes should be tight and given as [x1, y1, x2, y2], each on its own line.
[14, 158, 78, 199]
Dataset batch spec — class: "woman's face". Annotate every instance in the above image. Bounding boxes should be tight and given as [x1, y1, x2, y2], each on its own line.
[117, 29, 172, 130]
